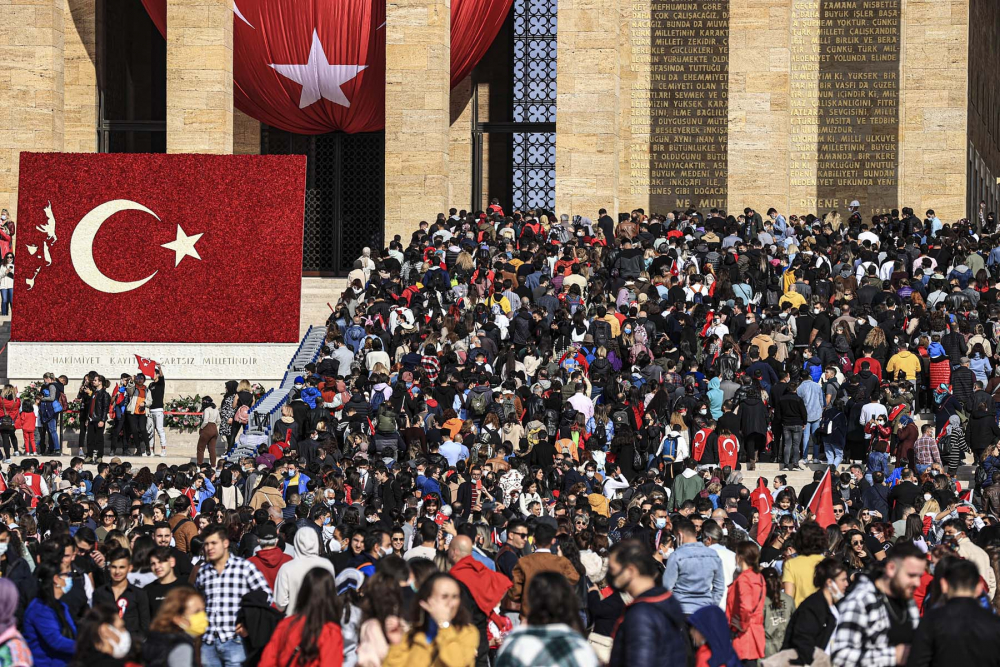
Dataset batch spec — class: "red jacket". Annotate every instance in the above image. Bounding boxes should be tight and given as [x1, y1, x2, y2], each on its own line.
[249, 547, 293, 591]
[726, 569, 765, 661]
[260, 616, 343, 667]
[13, 409, 34, 434]
[930, 359, 951, 391]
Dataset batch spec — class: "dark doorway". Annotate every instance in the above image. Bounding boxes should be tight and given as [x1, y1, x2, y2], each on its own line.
[262, 127, 385, 276]
[97, 0, 166, 152]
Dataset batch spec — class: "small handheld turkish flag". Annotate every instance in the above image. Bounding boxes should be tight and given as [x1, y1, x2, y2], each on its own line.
[807, 468, 837, 528]
[751, 477, 773, 544]
[135, 356, 158, 377]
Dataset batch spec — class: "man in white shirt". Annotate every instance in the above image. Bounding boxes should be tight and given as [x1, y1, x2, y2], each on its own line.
[404, 519, 440, 561]
[567, 382, 594, 422]
[701, 520, 737, 610]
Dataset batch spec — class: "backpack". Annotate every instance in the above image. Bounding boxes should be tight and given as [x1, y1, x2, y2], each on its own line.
[592, 320, 612, 349]
[376, 404, 397, 434]
[234, 404, 250, 425]
[369, 389, 387, 413]
[660, 434, 679, 462]
[976, 464, 988, 490]
[544, 408, 560, 437]
[691, 286, 705, 304]
[612, 408, 631, 429]
[469, 391, 489, 417]
[590, 419, 608, 451]
[58, 392, 69, 413]
[502, 395, 517, 421]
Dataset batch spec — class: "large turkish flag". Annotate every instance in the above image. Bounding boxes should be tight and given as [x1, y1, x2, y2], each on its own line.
[141, 0, 512, 134]
[12, 153, 306, 344]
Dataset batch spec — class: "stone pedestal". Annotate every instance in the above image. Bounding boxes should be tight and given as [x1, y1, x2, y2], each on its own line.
[555, 0, 620, 217]
[166, 0, 233, 154]
[0, 0, 65, 220]
[384, 0, 451, 242]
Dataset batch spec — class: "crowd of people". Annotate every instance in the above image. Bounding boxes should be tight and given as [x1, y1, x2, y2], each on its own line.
[5, 201, 1000, 667]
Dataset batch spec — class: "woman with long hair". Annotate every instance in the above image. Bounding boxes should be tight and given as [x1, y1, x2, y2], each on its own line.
[24, 561, 77, 667]
[219, 380, 239, 453]
[68, 605, 131, 667]
[384, 573, 478, 667]
[726, 542, 766, 665]
[144, 586, 205, 667]
[0, 385, 18, 461]
[260, 569, 344, 667]
[496, 571, 598, 667]
[761, 567, 794, 659]
[356, 568, 405, 667]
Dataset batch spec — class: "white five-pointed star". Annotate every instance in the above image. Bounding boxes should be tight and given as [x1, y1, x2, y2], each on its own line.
[269, 30, 367, 109]
[161, 225, 203, 267]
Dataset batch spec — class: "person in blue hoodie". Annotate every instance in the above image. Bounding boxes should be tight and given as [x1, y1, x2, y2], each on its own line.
[796, 373, 825, 463]
[23, 561, 77, 667]
[706, 377, 724, 420]
[689, 605, 743, 667]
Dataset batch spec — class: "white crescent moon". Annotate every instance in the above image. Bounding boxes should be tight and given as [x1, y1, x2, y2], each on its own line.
[70, 199, 159, 294]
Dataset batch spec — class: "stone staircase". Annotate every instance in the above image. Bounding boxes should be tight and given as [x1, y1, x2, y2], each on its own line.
[299, 277, 347, 336]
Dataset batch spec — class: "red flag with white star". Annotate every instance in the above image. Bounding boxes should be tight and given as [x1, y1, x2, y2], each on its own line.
[12, 152, 305, 343]
[140, 0, 512, 134]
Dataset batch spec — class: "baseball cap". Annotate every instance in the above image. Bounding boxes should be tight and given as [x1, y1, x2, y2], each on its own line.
[255, 523, 278, 540]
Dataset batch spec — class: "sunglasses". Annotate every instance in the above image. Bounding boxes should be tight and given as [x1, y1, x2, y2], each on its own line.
[851, 540, 864, 546]
[510, 532, 529, 538]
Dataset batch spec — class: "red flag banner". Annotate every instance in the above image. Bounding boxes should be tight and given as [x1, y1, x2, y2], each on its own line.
[751, 477, 773, 545]
[807, 468, 837, 528]
[13, 153, 306, 343]
[135, 356, 158, 377]
[140, 0, 512, 135]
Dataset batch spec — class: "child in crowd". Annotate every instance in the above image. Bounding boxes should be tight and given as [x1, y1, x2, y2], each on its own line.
[16, 398, 36, 455]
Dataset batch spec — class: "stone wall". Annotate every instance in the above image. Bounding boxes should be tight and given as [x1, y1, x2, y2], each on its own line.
[63, 0, 96, 154]
[384, 0, 451, 241]
[555, 0, 621, 217]
[0, 0, 66, 221]
[165, 0, 233, 154]
[233, 109, 261, 155]
[899, 0, 968, 223]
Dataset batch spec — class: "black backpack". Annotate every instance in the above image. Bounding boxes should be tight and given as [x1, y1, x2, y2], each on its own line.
[590, 419, 608, 451]
[612, 408, 631, 428]
[592, 320, 612, 348]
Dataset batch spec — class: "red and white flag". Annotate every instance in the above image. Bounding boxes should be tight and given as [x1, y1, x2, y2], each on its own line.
[807, 468, 837, 528]
[12, 153, 305, 344]
[135, 356, 158, 377]
[751, 477, 772, 544]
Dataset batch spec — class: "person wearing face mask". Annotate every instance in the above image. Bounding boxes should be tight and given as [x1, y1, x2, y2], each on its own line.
[144, 587, 206, 667]
[69, 605, 132, 667]
[606, 540, 687, 667]
[778, 557, 847, 665]
[0, 523, 35, 623]
[24, 561, 78, 667]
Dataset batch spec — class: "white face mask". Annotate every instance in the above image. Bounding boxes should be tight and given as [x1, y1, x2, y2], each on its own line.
[827, 581, 844, 603]
[382, 546, 393, 556]
[327, 539, 343, 554]
[108, 626, 132, 659]
[924, 493, 932, 501]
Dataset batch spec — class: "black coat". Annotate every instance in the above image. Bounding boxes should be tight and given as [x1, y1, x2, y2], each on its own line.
[738, 397, 769, 436]
[908, 597, 1000, 667]
[782, 590, 836, 664]
[952, 366, 977, 412]
[966, 409, 1000, 453]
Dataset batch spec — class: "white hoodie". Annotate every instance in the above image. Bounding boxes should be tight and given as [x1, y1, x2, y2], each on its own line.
[273, 529, 336, 615]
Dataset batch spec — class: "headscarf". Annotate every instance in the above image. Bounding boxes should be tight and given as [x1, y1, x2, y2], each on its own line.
[0, 579, 18, 633]
[224, 380, 238, 397]
[946, 414, 961, 436]
[689, 605, 742, 667]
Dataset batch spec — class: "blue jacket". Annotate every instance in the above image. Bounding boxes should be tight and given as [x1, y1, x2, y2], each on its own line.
[608, 586, 687, 667]
[797, 380, 824, 422]
[689, 606, 742, 667]
[706, 378, 724, 419]
[23, 598, 76, 667]
[662, 542, 725, 615]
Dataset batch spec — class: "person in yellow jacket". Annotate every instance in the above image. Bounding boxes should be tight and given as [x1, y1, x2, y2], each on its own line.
[385, 573, 479, 667]
[778, 284, 806, 310]
[886, 346, 922, 382]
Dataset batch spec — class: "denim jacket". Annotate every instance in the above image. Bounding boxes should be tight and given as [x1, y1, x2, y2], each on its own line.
[661, 542, 725, 615]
